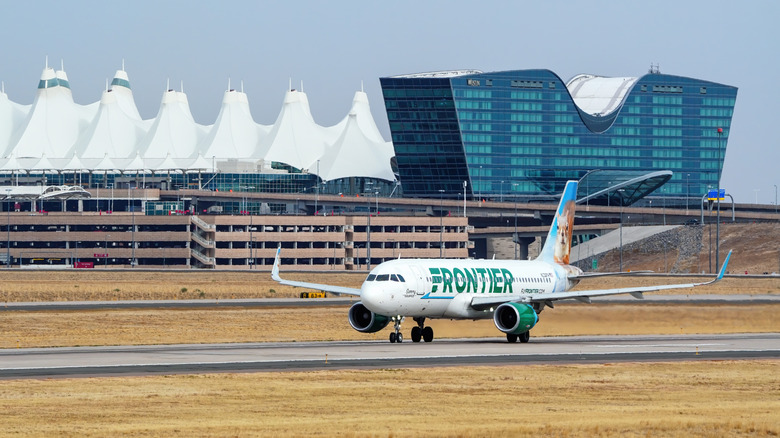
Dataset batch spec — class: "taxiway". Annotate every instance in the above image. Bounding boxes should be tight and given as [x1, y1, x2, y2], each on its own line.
[1, 333, 777, 379]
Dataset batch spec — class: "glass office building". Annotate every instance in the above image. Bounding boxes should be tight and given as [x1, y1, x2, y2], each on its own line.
[380, 69, 737, 206]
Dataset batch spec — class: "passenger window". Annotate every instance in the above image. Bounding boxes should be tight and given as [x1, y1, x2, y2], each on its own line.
[376, 274, 390, 281]
[366, 274, 376, 281]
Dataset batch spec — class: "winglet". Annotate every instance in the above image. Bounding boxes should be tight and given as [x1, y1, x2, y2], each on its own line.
[271, 246, 282, 281]
[716, 250, 732, 282]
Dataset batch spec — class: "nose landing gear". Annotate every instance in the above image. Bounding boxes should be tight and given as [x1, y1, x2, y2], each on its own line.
[411, 317, 434, 343]
[389, 316, 404, 343]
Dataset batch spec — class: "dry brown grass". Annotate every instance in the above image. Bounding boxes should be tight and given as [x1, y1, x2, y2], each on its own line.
[2, 304, 778, 349]
[0, 270, 777, 302]
[0, 361, 777, 437]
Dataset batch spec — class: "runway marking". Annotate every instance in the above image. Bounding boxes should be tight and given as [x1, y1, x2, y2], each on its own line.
[595, 343, 725, 348]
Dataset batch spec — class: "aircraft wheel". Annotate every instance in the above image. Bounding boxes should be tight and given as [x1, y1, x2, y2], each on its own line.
[396, 333, 403, 343]
[506, 334, 518, 343]
[422, 326, 434, 343]
[389, 332, 397, 343]
[411, 326, 422, 343]
[520, 331, 530, 343]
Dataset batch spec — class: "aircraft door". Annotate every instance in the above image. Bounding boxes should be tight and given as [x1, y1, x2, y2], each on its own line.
[410, 266, 427, 295]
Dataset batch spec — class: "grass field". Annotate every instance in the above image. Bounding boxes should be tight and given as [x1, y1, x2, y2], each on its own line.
[0, 361, 777, 437]
[0, 270, 777, 302]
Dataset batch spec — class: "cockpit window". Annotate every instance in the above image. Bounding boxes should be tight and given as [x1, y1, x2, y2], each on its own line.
[390, 274, 399, 282]
[366, 274, 376, 281]
[397, 274, 406, 282]
[375, 274, 390, 281]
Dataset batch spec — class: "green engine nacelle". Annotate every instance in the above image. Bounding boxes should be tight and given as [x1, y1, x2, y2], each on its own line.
[348, 302, 390, 333]
[493, 302, 539, 335]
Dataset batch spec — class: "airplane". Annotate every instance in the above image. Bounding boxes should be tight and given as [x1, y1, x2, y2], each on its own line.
[272, 180, 732, 344]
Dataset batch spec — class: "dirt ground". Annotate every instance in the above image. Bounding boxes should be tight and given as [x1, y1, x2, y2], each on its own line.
[596, 222, 780, 275]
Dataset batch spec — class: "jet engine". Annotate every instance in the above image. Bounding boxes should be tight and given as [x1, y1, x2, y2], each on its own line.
[493, 302, 539, 335]
[348, 302, 390, 333]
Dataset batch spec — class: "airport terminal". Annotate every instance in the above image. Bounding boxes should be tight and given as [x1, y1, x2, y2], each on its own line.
[0, 63, 757, 270]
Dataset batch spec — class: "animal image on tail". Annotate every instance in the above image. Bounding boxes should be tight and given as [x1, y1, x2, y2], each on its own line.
[553, 200, 575, 265]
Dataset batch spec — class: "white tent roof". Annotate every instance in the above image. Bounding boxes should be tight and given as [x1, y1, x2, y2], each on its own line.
[92, 154, 120, 174]
[261, 90, 327, 170]
[566, 74, 639, 116]
[0, 91, 31, 157]
[318, 113, 395, 182]
[152, 153, 183, 172]
[7, 67, 98, 159]
[110, 70, 145, 121]
[29, 154, 59, 174]
[138, 90, 208, 159]
[0, 154, 23, 171]
[325, 91, 386, 145]
[121, 152, 150, 173]
[61, 153, 90, 172]
[185, 153, 216, 172]
[73, 85, 149, 159]
[200, 89, 268, 160]
[0, 64, 395, 180]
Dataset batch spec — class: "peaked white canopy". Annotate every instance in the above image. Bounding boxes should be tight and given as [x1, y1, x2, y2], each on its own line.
[200, 89, 268, 160]
[0, 64, 396, 182]
[261, 90, 328, 170]
[318, 113, 395, 182]
[138, 90, 208, 159]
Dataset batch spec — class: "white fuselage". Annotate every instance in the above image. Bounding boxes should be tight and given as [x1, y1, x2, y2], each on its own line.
[359, 258, 581, 319]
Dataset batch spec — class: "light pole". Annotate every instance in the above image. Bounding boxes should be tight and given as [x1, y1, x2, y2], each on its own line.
[314, 160, 320, 215]
[618, 188, 625, 272]
[366, 196, 371, 271]
[131, 187, 136, 268]
[512, 183, 519, 260]
[5, 188, 10, 268]
[463, 180, 467, 218]
[249, 214, 254, 269]
[438, 189, 445, 258]
[775, 184, 778, 214]
[478, 166, 482, 201]
[686, 173, 690, 213]
[716, 127, 723, 270]
[500, 180, 504, 203]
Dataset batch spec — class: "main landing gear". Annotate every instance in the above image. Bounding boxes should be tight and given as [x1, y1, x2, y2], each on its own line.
[388, 317, 435, 343]
[389, 316, 404, 343]
[506, 331, 530, 343]
[410, 317, 434, 343]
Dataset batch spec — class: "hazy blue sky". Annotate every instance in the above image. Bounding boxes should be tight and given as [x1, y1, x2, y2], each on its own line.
[1, 0, 777, 204]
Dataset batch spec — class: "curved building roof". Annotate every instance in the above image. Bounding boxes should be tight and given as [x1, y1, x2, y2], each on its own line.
[566, 74, 639, 116]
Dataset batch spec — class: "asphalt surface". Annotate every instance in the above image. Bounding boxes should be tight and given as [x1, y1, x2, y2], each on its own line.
[1, 333, 777, 379]
[2, 294, 778, 312]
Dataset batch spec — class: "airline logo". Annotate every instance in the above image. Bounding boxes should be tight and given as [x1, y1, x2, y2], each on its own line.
[428, 267, 514, 294]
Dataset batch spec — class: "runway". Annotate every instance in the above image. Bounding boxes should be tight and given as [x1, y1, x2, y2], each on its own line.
[1, 333, 777, 379]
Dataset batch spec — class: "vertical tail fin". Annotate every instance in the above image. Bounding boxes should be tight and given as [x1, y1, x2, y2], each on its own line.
[536, 180, 578, 264]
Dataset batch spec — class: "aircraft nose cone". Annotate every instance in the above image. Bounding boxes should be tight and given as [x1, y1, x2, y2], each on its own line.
[360, 283, 385, 313]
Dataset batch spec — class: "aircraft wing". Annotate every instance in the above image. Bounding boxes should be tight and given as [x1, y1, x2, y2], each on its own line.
[271, 247, 362, 296]
[471, 250, 731, 310]
[570, 270, 653, 279]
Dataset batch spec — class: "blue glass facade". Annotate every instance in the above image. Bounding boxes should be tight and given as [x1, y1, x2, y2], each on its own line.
[380, 70, 737, 205]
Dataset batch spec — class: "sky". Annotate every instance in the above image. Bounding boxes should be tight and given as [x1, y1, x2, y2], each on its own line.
[1, 0, 778, 204]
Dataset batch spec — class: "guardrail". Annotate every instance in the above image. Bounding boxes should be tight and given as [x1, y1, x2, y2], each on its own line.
[191, 232, 215, 248]
[190, 215, 215, 230]
[191, 249, 215, 266]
